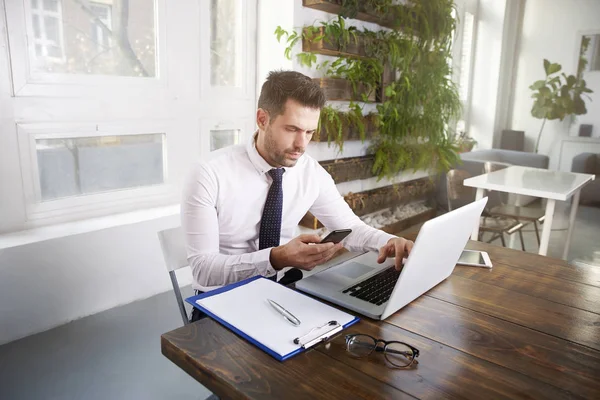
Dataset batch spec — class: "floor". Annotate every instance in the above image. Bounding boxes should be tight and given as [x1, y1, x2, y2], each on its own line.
[496, 203, 600, 263]
[0, 205, 598, 400]
[0, 285, 211, 400]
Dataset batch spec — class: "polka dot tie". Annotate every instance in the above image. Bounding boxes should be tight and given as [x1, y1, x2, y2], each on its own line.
[259, 168, 285, 250]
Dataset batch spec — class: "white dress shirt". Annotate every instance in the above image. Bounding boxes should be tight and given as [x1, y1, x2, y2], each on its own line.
[181, 136, 396, 292]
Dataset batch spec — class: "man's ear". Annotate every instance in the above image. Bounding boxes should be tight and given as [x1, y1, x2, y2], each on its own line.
[256, 108, 270, 130]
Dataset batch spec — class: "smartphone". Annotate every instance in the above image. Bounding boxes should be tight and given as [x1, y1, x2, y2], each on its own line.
[457, 250, 492, 268]
[320, 229, 352, 244]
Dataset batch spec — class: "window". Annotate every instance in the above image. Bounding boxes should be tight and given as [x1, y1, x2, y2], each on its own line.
[27, 0, 156, 77]
[210, 0, 243, 87]
[2, 0, 257, 231]
[458, 12, 474, 103]
[30, 0, 65, 62]
[36, 133, 165, 201]
[210, 129, 240, 151]
[452, 0, 478, 134]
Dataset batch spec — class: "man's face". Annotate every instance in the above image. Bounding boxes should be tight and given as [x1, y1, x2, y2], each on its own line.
[256, 99, 320, 168]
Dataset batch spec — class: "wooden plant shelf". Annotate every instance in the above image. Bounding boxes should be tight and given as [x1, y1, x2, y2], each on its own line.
[313, 78, 378, 102]
[344, 177, 434, 217]
[319, 155, 376, 184]
[302, 27, 366, 58]
[302, 0, 414, 31]
[380, 207, 436, 234]
[298, 177, 435, 230]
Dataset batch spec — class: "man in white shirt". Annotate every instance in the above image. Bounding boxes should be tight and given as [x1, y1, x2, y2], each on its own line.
[182, 71, 414, 322]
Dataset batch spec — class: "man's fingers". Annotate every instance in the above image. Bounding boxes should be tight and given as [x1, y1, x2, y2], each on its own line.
[406, 240, 414, 254]
[307, 242, 342, 265]
[377, 244, 390, 263]
[297, 234, 323, 244]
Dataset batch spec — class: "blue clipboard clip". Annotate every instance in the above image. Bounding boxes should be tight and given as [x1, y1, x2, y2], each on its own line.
[293, 320, 342, 349]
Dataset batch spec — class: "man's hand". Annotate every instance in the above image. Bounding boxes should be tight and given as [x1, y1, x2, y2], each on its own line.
[377, 237, 414, 271]
[270, 234, 344, 271]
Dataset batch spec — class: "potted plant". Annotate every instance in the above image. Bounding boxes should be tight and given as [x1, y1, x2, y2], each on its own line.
[529, 59, 593, 153]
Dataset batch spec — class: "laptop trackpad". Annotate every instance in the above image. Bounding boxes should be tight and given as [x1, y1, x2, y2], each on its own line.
[333, 262, 374, 279]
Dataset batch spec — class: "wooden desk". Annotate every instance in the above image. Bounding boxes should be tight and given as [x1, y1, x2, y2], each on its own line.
[161, 239, 600, 399]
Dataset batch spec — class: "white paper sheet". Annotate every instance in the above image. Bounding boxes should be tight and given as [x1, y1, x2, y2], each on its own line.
[197, 278, 356, 357]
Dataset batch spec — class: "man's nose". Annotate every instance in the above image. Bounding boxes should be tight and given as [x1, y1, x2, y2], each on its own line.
[294, 131, 310, 149]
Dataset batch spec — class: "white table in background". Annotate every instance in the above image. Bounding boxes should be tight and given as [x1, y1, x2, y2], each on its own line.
[464, 166, 595, 259]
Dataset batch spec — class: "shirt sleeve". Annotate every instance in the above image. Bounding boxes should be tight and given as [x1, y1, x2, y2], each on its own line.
[309, 164, 396, 253]
[181, 163, 276, 290]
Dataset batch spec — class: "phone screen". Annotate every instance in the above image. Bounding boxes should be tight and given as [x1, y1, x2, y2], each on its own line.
[458, 251, 485, 265]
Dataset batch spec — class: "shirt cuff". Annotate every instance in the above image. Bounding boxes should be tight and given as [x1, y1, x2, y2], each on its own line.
[258, 247, 277, 277]
[373, 231, 397, 251]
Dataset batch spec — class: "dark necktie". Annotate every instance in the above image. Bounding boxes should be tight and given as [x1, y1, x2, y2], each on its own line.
[259, 168, 284, 250]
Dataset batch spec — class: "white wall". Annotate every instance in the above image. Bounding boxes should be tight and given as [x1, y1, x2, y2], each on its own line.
[510, 0, 600, 169]
[0, 214, 190, 345]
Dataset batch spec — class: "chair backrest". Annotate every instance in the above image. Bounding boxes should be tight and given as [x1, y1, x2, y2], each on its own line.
[158, 226, 188, 272]
[158, 226, 190, 325]
[484, 161, 508, 174]
[446, 169, 475, 211]
[499, 130, 525, 151]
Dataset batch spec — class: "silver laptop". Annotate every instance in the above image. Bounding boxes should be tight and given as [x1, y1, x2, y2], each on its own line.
[296, 198, 488, 320]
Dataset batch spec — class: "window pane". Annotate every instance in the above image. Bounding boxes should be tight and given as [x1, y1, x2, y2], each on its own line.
[458, 12, 474, 102]
[32, 14, 41, 38]
[210, 129, 240, 151]
[211, 0, 242, 87]
[36, 133, 165, 201]
[43, 0, 59, 12]
[44, 16, 59, 42]
[28, 0, 157, 77]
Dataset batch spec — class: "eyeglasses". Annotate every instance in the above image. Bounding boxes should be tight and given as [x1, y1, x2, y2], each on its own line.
[344, 334, 420, 368]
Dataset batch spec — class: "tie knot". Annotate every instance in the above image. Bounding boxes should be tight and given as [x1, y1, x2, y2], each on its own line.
[268, 168, 284, 182]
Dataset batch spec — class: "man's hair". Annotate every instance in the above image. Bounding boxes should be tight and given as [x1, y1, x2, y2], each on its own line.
[257, 70, 326, 118]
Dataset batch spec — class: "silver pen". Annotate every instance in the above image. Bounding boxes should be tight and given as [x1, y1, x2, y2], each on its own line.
[267, 299, 301, 326]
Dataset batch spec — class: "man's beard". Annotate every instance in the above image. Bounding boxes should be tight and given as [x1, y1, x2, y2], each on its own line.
[264, 126, 304, 167]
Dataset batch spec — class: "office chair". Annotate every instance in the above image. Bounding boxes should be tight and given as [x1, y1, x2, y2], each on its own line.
[158, 226, 191, 326]
[483, 162, 545, 246]
[446, 169, 525, 248]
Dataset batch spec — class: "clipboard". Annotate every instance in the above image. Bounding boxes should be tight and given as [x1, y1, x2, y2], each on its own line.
[185, 276, 359, 361]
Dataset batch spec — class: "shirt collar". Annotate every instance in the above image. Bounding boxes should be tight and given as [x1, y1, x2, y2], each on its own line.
[246, 132, 298, 176]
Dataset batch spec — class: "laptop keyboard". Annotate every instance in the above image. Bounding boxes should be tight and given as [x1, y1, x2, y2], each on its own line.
[341, 266, 402, 306]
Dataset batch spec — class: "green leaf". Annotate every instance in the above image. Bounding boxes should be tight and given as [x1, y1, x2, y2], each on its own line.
[543, 59, 550, 75]
[566, 75, 577, 87]
[548, 63, 562, 75]
[274, 26, 287, 42]
[530, 80, 546, 90]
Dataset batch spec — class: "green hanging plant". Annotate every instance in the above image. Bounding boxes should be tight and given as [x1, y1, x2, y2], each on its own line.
[276, 0, 462, 179]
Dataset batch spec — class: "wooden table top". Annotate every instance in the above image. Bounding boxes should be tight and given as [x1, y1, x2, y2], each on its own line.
[161, 238, 600, 399]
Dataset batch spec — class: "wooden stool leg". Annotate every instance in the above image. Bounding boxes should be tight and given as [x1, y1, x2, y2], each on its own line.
[500, 233, 506, 247]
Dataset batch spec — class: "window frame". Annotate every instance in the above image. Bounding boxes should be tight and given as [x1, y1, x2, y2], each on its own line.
[5, 0, 167, 97]
[201, 118, 256, 153]
[17, 121, 174, 224]
[199, 0, 256, 102]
